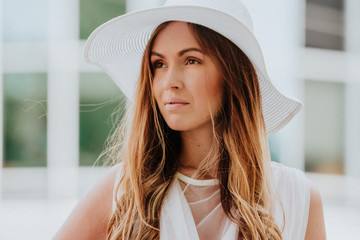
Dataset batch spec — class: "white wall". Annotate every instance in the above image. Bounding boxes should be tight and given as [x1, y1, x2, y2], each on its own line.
[47, 0, 80, 198]
[344, 0, 360, 178]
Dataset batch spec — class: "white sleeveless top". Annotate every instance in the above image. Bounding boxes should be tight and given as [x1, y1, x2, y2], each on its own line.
[113, 162, 310, 240]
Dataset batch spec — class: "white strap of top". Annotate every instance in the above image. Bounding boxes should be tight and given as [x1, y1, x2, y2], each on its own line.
[175, 172, 219, 186]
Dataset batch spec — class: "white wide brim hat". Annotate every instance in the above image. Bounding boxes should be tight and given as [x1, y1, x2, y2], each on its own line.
[84, 0, 302, 135]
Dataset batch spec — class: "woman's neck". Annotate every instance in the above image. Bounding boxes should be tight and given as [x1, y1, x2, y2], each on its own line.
[179, 127, 218, 177]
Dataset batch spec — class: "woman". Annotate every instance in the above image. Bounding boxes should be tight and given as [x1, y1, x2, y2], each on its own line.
[54, 0, 326, 239]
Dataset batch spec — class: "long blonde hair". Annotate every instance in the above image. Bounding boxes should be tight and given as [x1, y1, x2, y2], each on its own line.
[106, 22, 283, 239]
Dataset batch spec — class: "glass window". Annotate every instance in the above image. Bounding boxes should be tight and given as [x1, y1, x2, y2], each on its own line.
[306, 0, 344, 50]
[79, 0, 126, 40]
[79, 72, 125, 166]
[304, 80, 345, 174]
[3, 73, 47, 167]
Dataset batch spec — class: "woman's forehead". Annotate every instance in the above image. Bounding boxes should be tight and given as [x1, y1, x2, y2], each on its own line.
[151, 22, 202, 53]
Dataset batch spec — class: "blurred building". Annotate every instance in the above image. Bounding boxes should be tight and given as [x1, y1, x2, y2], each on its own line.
[242, 0, 360, 178]
[0, 0, 360, 239]
[0, 0, 360, 238]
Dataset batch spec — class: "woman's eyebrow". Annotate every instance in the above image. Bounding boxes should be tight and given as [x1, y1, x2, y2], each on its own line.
[150, 51, 164, 58]
[178, 48, 203, 56]
[150, 48, 203, 58]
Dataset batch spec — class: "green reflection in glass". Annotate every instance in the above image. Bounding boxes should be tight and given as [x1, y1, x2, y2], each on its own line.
[80, 0, 126, 40]
[4, 73, 47, 167]
[268, 135, 280, 163]
[305, 80, 345, 174]
[79, 72, 125, 166]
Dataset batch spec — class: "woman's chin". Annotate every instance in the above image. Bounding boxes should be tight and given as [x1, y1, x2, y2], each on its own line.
[166, 124, 188, 132]
[165, 121, 193, 132]
[165, 121, 211, 133]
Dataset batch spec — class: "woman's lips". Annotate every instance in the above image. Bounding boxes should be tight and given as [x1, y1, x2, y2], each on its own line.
[164, 101, 189, 111]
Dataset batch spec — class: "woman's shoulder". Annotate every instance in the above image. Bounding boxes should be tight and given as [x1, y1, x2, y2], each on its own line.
[270, 161, 310, 205]
[270, 162, 326, 240]
[270, 161, 309, 190]
[270, 161, 311, 240]
[53, 163, 123, 239]
[110, 162, 125, 184]
[111, 162, 126, 210]
[270, 161, 306, 175]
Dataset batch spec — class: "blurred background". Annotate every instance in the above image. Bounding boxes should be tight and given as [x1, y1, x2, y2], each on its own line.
[0, 0, 359, 239]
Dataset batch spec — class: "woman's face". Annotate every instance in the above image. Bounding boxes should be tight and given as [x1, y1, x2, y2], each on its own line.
[151, 21, 223, 133]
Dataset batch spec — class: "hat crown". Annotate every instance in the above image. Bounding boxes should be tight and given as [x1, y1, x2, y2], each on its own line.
[164, 0, 253, 31]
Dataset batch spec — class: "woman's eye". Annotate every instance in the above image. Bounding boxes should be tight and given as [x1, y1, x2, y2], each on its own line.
[153, 61, 166, 69]
[187, 59, 200, 65]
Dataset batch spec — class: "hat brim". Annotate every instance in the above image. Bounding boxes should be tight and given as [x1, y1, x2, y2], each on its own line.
[84, 5, 302, 135]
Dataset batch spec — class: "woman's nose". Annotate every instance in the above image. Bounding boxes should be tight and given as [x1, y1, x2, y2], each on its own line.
[164, 66, 183, 90]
